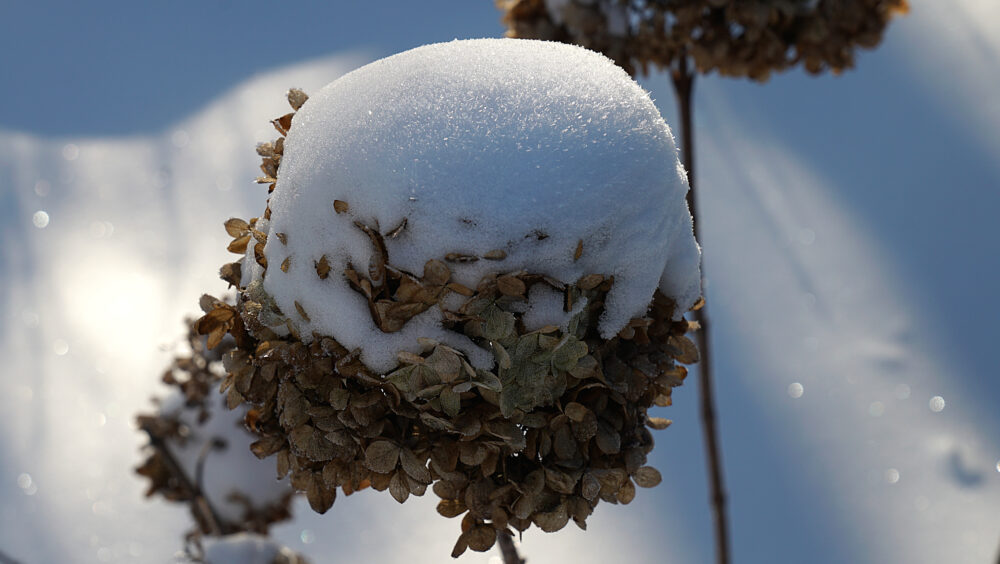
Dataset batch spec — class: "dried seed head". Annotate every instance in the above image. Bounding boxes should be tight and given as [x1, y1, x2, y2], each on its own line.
[194, 87, 705, 554]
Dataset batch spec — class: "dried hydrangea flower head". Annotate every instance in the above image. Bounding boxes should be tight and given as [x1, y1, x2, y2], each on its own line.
[201, 38, 702, 556]
[135, 317, 296, 544]
[498, 0, 909, 79]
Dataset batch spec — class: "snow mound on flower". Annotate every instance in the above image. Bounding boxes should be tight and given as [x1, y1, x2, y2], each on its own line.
[259, 38, 700, 372]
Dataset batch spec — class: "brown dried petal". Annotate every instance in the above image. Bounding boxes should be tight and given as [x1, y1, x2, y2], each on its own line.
[334, 200, 349, 214]
[497, 274, 526, 297]
[545, 467, 578, 495]
[400, 449, 432, 484]
[483, 249, 507, 260]
[564, 401, 589, 422]
[440, 386, 461, 418]
[389, 471, 410, 504]
[387, 217, 408, 239]
[287, 88, 309, 111]
[306, 474, 336, 513]
[224, 217, 249, 237]
[595, 420, 621, 454]
[581, 472, 601, 501]
[646, 417, 672, 430]
[227, 234, 251, 254]
[618, 479, 636, 504]
[294, 301, 310, 322]
[364, 441, 400, 474]
[633, 466, 663, 488]
[250, 435, 285, 459]
[273, 113, 294, 135]
[668, 335, 700, 364]
[446, 282, 474, 296]
[445, 252, 478, 263]
[315, 255, 331, 280]
[289, 425, 336, 461]
[465, 526, 497, 552]
[533, 503, 570, 532]
[437, 499, 467, 518]
[219, 262, 241, 287]
[577, 273, 604, 290]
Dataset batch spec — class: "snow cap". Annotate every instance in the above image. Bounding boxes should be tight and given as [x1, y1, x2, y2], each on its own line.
[258, 38, 700, 372]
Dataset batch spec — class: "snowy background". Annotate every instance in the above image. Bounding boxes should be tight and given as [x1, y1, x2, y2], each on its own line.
[1, 2, 998, 563]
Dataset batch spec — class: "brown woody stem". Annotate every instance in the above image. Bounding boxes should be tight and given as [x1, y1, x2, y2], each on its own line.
[140, 422, 228, 536]
[497, 531, 525, 564]
[672, 55, 730, 564]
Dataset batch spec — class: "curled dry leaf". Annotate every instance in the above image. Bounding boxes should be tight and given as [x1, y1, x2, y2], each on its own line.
[294, 301, 311, 322]
[387, 217, 408, 239]
[444, 252, 478, 263]
[287, 88, 309, 111]
[483, 249, 507, 260]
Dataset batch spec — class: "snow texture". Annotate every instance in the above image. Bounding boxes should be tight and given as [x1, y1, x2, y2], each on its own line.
[258, 38, 700, 373]
[203, 533, 288, 564]
[522, 284, 588, 332]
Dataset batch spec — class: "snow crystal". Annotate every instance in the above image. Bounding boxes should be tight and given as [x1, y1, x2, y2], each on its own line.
[257, 38, 700, 372]
[202, 533, 290, 564]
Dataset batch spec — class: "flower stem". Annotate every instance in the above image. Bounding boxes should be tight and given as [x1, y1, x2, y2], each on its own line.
[497, 531, 525, 564]
[672, 55, 730, 564]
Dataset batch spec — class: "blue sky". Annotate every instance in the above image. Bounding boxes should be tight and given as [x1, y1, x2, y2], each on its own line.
[2, 2, 999, 563]
[0, 1, 501, 135]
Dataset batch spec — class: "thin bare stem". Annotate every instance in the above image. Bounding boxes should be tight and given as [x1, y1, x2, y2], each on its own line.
[497, 531, 525, 564]
[139, 421, 228, 536]
[672, 55, 730, 564]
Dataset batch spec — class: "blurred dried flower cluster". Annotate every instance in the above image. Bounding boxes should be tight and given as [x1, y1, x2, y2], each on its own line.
[498, 0, 909, 79]
[136, 323, 302, 562]
[192, 90, 702, 556]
